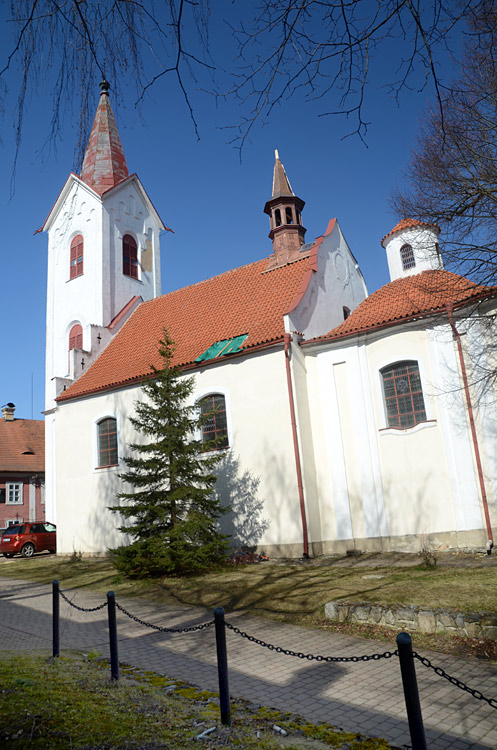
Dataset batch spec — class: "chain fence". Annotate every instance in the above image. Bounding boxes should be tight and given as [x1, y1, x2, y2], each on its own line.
[59, 588, 107, 613]
[224, 621, 397, 662]
[414, 652, 497, 710]
[56, 584, 497, 713]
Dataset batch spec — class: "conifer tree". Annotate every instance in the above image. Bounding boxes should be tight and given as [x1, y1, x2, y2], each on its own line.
[109, 330, 229, 577]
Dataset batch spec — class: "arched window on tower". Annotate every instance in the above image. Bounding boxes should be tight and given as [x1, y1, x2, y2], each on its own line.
[70, 235, 84, 279]
[274, 209, 282, 227]
[69, 324, 83, 351]
[400, 244, 416, 271]
[123, 234, 138, 279]
[285, 206, 294, 224]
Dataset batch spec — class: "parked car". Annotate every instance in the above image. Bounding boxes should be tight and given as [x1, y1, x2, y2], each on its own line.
[0, 522, 56, 558]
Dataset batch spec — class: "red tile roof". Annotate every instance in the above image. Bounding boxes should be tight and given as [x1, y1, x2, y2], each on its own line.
[57, 255, 312, 402]
[307, 270, 497, 345]
[0, 419, 45, 473]
[381, 218, 440, 247]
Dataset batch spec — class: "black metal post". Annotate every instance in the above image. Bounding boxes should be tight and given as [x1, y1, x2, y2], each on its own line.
[107, 591, 119, 681]
[214, 607, 231, 726]
[396, 632, 427, 750]
[52, 579, 59, 657]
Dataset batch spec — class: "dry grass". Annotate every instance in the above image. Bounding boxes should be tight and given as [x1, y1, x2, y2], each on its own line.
[1, 552, 495, 622]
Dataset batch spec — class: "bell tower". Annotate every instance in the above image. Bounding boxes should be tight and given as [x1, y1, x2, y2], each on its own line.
[43, 81, 166, 521]
[264, 150, 306, 268]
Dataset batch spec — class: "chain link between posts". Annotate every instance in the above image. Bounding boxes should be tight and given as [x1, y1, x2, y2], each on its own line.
[225, 621, 397, 662]
[59, 588, 107, 612]
[115, 602, 214, 633]
[414, 652, 497, 710]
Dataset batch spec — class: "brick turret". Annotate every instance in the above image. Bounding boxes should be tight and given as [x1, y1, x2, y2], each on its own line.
[264, 150, 306, 269]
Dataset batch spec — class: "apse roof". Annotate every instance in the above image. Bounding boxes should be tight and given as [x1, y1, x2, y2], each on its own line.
[305, 270, 497, 346]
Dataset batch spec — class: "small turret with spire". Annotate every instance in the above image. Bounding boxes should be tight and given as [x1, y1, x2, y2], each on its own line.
[264, 150, 306, 269]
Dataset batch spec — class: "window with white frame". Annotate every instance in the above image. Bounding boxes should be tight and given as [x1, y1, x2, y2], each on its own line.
[6, 483, 23, 504]
[381, 361, 427, 428]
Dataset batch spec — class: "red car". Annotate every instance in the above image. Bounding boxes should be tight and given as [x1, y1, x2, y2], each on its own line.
[0, 522, 56, 558]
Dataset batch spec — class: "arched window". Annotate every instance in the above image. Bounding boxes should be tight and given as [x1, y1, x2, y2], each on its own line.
[381, 361, 427, 428]
[274, 209, 282, 227]
[70, 235, 84, 279]
[69, 324, 83, 351]
[199, 394, 229, 451]
[343, 306, 351, 320]
[285, 206, 294, 224]
[123, 234, 138, 279]
[97, 418, 118, 467]
[400, 244, 416, 271]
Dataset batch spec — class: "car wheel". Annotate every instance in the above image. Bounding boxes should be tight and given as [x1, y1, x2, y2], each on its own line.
[21, 543, 35, 558]
[3, 553, 14, 558]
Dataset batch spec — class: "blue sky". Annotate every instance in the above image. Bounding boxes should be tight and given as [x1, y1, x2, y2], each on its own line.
[0, 4, 461, 420]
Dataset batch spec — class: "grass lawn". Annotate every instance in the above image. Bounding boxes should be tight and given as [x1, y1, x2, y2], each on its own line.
[0, 652, 393, 749]
[1, 552, 496, 621]
[1, 551, 496, 660]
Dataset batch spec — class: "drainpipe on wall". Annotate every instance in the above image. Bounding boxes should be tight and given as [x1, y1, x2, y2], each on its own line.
[446, 303, 493, 553]
[284, 333, 309, 558]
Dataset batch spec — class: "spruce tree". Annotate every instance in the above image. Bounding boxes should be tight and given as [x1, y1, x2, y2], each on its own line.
[109, 329, 229, 577]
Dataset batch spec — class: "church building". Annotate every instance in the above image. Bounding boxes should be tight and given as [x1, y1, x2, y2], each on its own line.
[43, 83, 497, 557]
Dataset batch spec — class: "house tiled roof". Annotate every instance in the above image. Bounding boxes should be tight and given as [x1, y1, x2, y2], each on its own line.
[57, 255, 312, 402]
[381, 218, 440, 247]
[308, 270, 497, 345]
[0, 419, 45, 473]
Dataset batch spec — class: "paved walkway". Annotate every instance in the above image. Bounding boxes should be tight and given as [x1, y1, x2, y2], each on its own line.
[1, 576, 497, 749]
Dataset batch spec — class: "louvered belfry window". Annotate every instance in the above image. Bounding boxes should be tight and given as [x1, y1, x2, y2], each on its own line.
[97, 418, 118, 467]
[381, 361, 427, 428]
[70, 235, 84, 279]
[69, 324, 83, 351]
[199, 394, 229, 451]
[123, 234, 138, 278]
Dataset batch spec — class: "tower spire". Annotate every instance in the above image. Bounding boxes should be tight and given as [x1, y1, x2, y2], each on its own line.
[264, 150, 306, 268]
[80, 81, 129, 195]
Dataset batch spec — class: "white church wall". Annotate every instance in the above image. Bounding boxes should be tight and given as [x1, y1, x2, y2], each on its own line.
[310, 340, 388, 551]
[103, 179, 161, 326]
[307, 323, 488, 552]
[45, 179, 103, 409]
[54, 347, 307, 556]
[287, 220, 368, 340]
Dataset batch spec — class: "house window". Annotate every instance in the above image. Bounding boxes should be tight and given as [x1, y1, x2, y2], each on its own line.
[199, 394, 229, 451]
[97, 418, 118, 467]
[381, 361, 427, 428]
[70, 235, 84, 279]
[343, 306, 351, 320]
[6, 483, 22, 504]
[400, 244, 416, 271]
[123, 234, 138, 279]
[69, 324, 83, 350]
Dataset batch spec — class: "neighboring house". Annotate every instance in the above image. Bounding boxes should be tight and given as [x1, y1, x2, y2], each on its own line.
[0, 403, 45, 528]
[44, 85, 497, 557]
